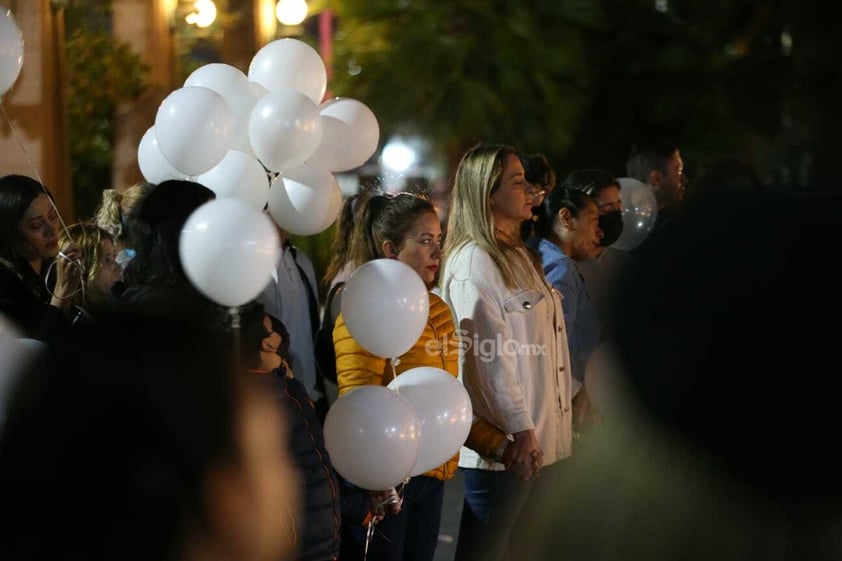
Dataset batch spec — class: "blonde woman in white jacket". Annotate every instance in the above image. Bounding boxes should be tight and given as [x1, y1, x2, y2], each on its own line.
[441, 144, 574, 561]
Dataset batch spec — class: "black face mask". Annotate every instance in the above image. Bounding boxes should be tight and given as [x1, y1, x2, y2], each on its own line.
[598, 210, 624, 247]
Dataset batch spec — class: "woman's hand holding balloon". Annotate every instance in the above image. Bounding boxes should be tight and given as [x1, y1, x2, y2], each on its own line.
[366, 488, 402, 524]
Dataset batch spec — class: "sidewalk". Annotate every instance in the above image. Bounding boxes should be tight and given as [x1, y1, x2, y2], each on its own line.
[434, 469, 463, 561]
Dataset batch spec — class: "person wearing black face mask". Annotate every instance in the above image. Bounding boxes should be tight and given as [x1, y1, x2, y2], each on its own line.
[597, 208, 624, 247]
[563, 169, 638, 341]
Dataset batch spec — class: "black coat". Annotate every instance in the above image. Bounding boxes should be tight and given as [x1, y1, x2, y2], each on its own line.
[0, 261, 69, 342]
[258, 371, 341, 561]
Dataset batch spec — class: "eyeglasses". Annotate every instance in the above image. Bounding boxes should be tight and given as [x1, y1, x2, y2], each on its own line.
[525, 188, 547, 201]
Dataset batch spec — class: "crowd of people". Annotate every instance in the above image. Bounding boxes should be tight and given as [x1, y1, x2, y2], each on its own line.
[3, 136, 838, 561]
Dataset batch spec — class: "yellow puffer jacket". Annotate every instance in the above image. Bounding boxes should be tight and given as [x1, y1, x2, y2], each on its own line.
[334, 293, 507, 480]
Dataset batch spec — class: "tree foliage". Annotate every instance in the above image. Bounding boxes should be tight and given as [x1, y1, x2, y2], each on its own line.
[560, 0, 792, 184]
[327, 0, 835, 190]
[329, 1, 606, 169]
[65, 0, 147, 219]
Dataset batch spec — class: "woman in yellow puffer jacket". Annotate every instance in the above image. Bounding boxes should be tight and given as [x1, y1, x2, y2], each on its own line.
[332, 191, 507, 561]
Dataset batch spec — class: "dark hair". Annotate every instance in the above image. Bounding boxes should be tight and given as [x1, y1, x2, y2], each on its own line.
[560, 168, 621, 198]
[322, 192, 364, 287]
[534, 187, 596, 239]
[228, 303, 294, 375]
[0, 312, 245, 561]
[520, 153, 557, 192]
[346, 191, 437, 267]
[0, 174, 54, 298]
[122, 180, 214, 288]
[611, 190, 842, 512]
[266, 312, 293, 372]
[626, 137, 679, 182]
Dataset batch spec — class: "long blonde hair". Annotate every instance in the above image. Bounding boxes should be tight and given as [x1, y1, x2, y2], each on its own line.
[443, 143, 538, 289]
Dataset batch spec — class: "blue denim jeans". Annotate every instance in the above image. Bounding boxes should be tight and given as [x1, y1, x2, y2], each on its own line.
[454, 468, 534, 561]
[340, 475, 445, 561]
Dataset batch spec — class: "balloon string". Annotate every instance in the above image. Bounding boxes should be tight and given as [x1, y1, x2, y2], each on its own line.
[1, 102, 73, 242]
[388, 357, 400, 388]
[364, 518, 375, 561]
[3, 102, 84, 303]
[43, 258, 85, 303]
[363, 489, 403, 560]
[228, 306, 241, 365]
[396, 478, 409, 503]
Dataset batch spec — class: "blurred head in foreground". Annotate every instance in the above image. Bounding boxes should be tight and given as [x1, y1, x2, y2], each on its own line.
[0, 311, 299, 561]
[509, 190, 842, 561]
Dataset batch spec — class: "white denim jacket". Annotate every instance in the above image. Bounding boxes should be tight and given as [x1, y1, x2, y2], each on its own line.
[442, 242, 573, 470]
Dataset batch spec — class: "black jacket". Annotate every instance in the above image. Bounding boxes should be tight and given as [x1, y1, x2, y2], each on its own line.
[0, 261, 69, 342]
[258, 371, 341, 561]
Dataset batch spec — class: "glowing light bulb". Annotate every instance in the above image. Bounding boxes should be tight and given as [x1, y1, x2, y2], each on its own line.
[382, 140, 416, 173]
[276, 0, 308, 26]
[185, 0, 217, 28]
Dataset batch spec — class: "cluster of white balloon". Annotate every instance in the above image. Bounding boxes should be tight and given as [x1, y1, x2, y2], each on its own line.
[141, 37, 472, 490]
[136, 37, 379, 307]
[3, 12, 473, 482]
[325, 259, 474, 490]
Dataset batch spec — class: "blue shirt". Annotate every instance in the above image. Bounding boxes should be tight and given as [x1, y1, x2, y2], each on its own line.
[529, 238, 601, 384]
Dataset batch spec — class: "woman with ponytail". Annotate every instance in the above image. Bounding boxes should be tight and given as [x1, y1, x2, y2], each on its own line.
[332, 190, 508, 561]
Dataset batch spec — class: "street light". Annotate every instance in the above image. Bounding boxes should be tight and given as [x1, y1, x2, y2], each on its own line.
[276, 0, 308, 26]
[185, 0, 217, 28]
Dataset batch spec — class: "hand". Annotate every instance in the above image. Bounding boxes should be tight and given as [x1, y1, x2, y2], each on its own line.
[572, 388, 590, 430]
[366, 487, 402, 524]
[51, 244, 83, 310]
[502, 429, 543, 481]
[572, 389, 603, 434]
[279, 357, 293, 378]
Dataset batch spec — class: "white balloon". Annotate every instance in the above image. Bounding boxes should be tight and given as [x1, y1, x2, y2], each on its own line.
[267, 163, 342, 236]
[341, 259, 429, 358]
[228, 82, 269, 157]
[0, 317, 22, 428]
[137, 127, 184, 184]
[306, 97, 380, 172]
[323, 385, 421, 490]
[613, 177, 658, 251]
[179, 198, 280, 307]
[186, 64, 264, 159]
[185, 63, 254, 117]
[0, 9, 24, 97]
[248, 89, 322, 172]
[249, 80, 269, 100]
[198, 150, 270, 210]
[0, 316, 48, 430]
[154, 86, 235, 176]
[247, 38, 327, 104]
[387, 367, 472, 476]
